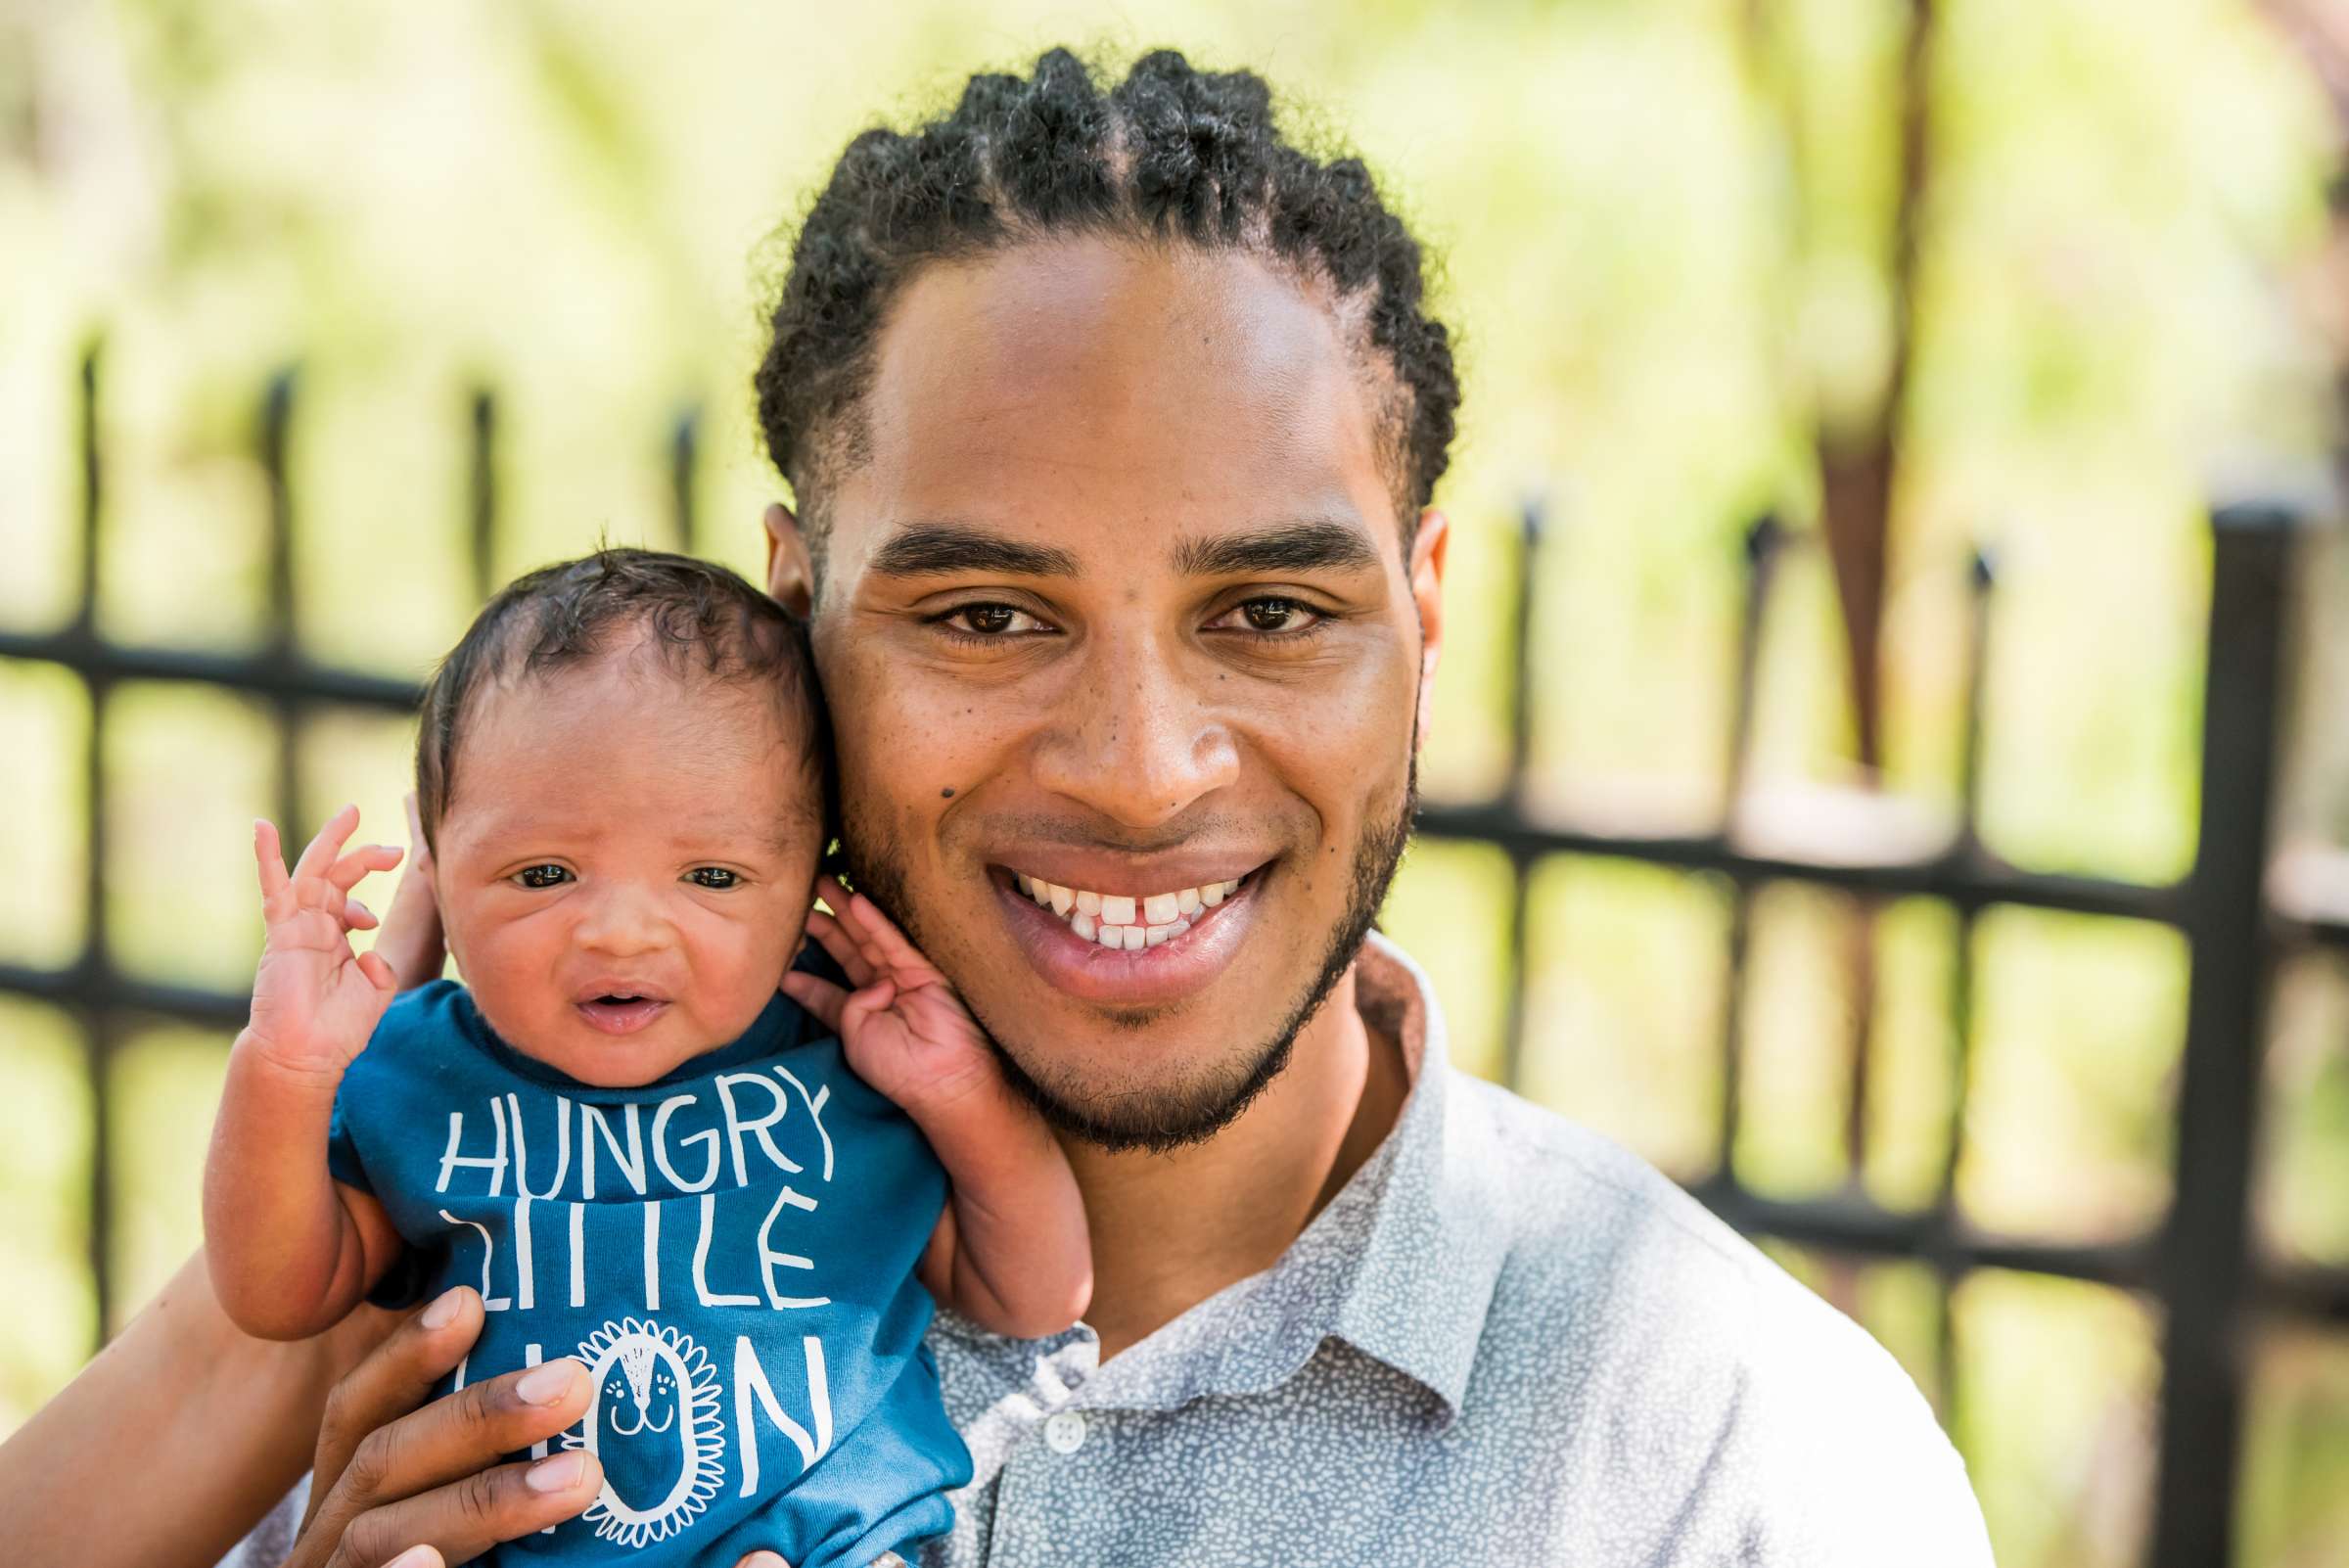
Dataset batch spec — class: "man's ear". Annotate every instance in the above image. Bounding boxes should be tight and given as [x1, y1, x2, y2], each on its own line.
[764, 501, 814, 618]
[1407, 507, 1450, 744]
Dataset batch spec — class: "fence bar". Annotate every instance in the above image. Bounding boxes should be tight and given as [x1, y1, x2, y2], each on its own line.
[671, 407, 700, 556]
[1691, 1179, 2158, 1285]
[1496, 497, 1543, 1094]
[0, 633, 420, 708]
[2146, 505, 2295, 1568]
[1412, 812, 2184, 922]
[469, 389, 496, 601]
[261, 369, 303, 854]
[1714, 518, 1781, 1178]
[74, 343, 114, 1341]
[0, 964, 255, 1030]
[1934, 547, 1997, 1420]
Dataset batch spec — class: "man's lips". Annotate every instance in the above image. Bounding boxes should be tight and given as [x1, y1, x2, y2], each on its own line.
[988, 860, 1268, 1006]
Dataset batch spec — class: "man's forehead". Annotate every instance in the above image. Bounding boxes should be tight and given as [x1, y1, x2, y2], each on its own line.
[820, 238, 1403, 575]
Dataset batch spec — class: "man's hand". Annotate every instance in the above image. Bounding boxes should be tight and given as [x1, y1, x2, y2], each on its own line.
[280, 1285, 804, 1568]
[280, 1285, 603, 1568]
[246, 805, 404, 1076]
[783, 874, 1000, 1116]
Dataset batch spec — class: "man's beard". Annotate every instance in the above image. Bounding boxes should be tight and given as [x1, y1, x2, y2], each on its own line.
[840, 756, 1419, 1155]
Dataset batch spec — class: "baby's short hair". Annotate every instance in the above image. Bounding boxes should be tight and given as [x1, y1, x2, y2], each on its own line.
[414, 547, 829, 853]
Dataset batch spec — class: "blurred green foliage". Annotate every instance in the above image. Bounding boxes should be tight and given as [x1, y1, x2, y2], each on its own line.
[5, 1, 2349, 1563]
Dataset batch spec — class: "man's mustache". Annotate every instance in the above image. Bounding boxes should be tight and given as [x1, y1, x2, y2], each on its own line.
[949, 810, 1290, 858]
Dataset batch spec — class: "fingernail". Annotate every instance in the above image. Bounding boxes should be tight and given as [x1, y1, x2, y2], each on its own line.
[420, 1288, 464, 1329]
[527, 1451, 588, 1492]
[384, 1548, 438, 1568]
[517, 1359, 579, 1405]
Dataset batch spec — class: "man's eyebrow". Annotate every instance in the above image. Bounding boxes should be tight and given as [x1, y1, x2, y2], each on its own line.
[1173, 519, 1384, 577]
[866, 522, 1081, 578]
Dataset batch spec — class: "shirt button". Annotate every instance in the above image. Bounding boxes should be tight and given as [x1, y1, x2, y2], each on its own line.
[1042, 1409, 1087, 1454]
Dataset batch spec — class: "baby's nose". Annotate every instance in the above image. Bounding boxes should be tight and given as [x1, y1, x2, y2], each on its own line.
[574, 887, 669, 954]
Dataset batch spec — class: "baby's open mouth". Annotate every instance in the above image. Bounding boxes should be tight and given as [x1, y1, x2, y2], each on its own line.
[574, 992, 670, 1035]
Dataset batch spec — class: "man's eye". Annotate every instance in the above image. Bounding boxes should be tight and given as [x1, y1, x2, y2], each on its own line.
[686, 867, 740, 890]
[929, 603, 1044, 639]
[514, 864, 572, 890]
[1220, 597, 1326, 636]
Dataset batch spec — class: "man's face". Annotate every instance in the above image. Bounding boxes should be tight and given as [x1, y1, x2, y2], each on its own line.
[777, 236, 1447, 1148]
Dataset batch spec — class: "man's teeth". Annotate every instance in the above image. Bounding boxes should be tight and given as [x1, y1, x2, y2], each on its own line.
[1015, 872, 1245, 947]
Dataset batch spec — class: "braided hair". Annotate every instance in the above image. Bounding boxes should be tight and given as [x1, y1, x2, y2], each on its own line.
[755, 45, 1461, 577]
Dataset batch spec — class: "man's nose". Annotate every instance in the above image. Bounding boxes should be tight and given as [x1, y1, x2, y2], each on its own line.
[573, 884, 671, 956]
[1030, 632, 1241, 829]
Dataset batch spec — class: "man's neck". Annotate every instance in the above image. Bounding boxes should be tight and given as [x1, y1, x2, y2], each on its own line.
[1060, 958, 1412, 1361]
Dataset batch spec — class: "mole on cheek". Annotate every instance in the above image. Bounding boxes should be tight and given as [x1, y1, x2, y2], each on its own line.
[941, 786, 955, 799]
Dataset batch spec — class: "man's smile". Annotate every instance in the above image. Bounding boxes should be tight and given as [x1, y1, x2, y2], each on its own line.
[1011, 866, 1255, 945]
[988, 859, 1272, 1008]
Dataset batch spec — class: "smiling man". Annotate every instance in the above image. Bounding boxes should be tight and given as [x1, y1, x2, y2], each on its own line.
[735, 45, 1993, 1565]
[7, 44, 1993, 1568]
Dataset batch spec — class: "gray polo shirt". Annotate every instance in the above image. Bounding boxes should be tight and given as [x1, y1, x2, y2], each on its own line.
[228, 931, 1993, 1567]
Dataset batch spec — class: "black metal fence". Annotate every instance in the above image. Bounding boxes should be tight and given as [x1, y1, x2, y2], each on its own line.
[6, 346, 2348, 1566]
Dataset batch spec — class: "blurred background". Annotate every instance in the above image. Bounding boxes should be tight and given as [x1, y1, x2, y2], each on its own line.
[6, 0, 2349, 1563]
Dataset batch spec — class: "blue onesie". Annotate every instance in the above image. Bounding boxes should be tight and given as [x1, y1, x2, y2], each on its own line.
[326, 980, 974, 1568]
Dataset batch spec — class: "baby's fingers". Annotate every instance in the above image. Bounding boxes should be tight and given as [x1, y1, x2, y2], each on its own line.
[345, 897, 380, 932]
[804, 907, 878, 989]
[838, 978, 900, 1040]
[845, 891, 941, 983]
[292, 803, 363, 889]
[779, 969, 850, 1031]
[327, 841, 405, 895]
[254, 819, 294, 911]
[815, 876, 898, 980]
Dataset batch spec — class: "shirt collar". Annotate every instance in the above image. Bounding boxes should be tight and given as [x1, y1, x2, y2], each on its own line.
[1319, 927, 1500, 1426]
[1031, 928, 1497, 1431]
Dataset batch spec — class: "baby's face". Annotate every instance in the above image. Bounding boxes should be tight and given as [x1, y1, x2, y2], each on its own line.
[430, 648, 823, 1086]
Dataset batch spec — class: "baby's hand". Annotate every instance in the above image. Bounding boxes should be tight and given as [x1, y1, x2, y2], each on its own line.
[245, 804, 406, 1078]
[783, 875, 999, 1117]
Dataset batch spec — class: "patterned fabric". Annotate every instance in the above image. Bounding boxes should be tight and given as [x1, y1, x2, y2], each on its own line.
[225, 930, 1993, 1567]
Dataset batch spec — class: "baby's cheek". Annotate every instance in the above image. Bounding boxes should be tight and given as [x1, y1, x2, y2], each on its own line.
[694, 905, 801, 1031]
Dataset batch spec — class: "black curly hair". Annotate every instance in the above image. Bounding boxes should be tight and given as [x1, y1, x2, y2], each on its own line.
[755, 45, 1461, 582]
[413, 547, 832, 854]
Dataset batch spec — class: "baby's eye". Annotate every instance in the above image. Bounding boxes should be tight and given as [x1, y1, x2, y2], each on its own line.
[685, 867, 741, 890]
[515, 864, 572, 890]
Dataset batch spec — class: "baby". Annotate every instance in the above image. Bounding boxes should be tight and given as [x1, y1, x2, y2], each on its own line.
[203, 547, 1090, 1568]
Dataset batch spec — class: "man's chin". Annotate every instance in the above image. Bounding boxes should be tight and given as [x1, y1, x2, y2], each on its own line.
[984, 1023, 1304, 1155]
